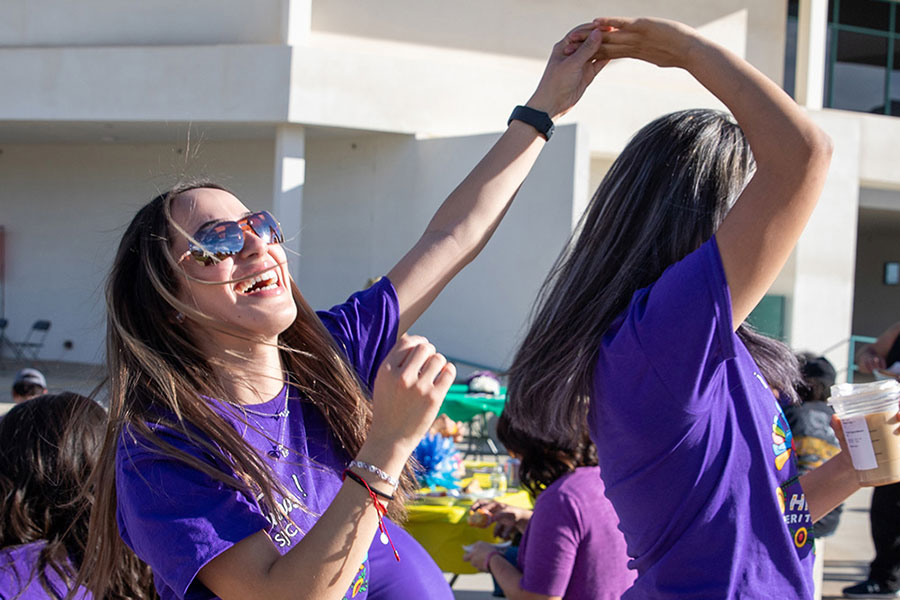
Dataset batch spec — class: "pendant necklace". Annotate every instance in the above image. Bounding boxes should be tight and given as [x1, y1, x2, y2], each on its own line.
[242, 393, 291, 459]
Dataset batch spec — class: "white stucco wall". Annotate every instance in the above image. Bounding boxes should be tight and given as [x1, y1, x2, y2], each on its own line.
[788, 112, 861, 376]
[0, 140, 275, 364]
[0, 0, 293, 46]
[301, 125, 586, 369]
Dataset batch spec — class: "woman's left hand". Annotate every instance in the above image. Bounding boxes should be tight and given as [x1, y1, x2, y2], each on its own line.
[462, 541, 499, 572]
[526, 23, 609, 120]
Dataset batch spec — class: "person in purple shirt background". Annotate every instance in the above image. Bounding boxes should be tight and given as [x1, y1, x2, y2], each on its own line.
[0, 393, 151, 599]
[504, 15, 894, 599]
[76, 20, 612, 600]
[463, 413, 634, 600]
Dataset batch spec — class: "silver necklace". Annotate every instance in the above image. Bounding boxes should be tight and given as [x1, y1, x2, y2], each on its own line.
[242, 394, 291, 459]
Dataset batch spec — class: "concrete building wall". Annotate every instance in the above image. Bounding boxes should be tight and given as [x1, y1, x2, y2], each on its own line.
[0, 0, 896, 372]
[0, 140, 275, 363]
[0, 0, 292, 46]
[854, 225, 900, 338]
[788, 112, 860, 374]
[302, 125, 585, 368]
[311, 0, 787, 83]
[853, 187, 900, 338]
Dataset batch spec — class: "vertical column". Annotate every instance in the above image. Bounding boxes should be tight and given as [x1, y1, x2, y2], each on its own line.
[788, 113, 861, 379]
[281, 0, 312, 46]
[795, 0, 829, 109]
[273, 125, 306, 281]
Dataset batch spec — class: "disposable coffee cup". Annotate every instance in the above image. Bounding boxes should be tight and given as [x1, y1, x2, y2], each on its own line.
[828, 380, 900, 486]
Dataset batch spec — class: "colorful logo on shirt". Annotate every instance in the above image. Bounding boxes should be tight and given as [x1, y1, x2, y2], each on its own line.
[772, 412, 794, 471]
[345, 561, 368, 599]
[794, 527, 809, 548]
[777, 476, 814, 560]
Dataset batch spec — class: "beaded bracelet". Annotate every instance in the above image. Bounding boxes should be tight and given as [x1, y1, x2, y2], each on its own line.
[349, 459, 400, 489]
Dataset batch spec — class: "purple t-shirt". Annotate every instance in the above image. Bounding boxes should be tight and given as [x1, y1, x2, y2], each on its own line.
[517, 467, 635, 600]
[0, 541, 90, 600]
[589, 237, 815, 599]
[116, 278, 450, 600]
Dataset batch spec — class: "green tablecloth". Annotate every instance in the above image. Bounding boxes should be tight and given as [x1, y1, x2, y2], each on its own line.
[438, 383, 506, 422]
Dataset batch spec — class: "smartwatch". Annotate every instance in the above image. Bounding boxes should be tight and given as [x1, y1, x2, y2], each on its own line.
[508, 105, 555, 140]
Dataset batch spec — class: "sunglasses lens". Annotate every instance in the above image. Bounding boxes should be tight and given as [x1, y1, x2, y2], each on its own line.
[186, 211, 283, 265]
[189, 222, 244, 264]
[246, 211, 285, 245]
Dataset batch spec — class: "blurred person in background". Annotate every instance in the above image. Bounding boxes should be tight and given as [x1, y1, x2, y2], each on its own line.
[784, 353, 842, 600]
[463, 412, 634, 600]
[10, 368, 47, 404]
[0, 392, 153, 599]
[844, 325, 900, 599]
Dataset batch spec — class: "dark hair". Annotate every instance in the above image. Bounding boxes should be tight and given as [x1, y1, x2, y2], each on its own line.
[507, 109, 801, 445]
[0, 393, 148, 599]
[496, 411, 597, 499]
[11, 382, 45, 399]
[83, 182, 417, 597]
[796, 352, 836, 404]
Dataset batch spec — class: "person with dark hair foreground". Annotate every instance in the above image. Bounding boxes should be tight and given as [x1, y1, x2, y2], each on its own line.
[463, 413, 633, 599]
[843, 324, 900, 599]
[79, 22, 610, 600]
[0, 393, 154, 599]
[505, 16, 878, 599]
[10, 368, 47, 404]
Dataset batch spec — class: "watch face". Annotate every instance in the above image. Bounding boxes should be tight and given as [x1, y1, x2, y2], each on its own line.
[545, 123, 556, 140]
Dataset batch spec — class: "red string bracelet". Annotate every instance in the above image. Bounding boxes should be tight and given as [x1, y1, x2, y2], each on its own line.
[342, 468, 400, 562]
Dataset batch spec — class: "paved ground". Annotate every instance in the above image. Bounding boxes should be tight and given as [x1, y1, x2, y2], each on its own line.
[0, 360, 879, 599]
[822, 487, 874, 600]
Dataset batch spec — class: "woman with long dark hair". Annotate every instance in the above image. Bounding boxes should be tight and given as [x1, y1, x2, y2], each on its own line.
[78, 22, 610, 600]
[506, 17, 861, 598]
[463, 413, 633, 599]
[0, 393, 154, 599]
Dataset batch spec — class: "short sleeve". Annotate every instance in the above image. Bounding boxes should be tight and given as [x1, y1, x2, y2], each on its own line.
[519, 492, 583, 597]
[317, 277, 400, 391]
[599, 237, 735, 415]
[116, 439, 269, 599]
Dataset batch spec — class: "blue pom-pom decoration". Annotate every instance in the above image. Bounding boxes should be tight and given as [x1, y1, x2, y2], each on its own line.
[413, 432, 462, 489]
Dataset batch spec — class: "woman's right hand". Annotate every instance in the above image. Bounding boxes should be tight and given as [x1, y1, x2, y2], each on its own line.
[368, 334, 456, 456]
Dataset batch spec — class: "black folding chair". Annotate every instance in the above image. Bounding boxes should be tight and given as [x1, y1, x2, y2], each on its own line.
[11, 320, 51, 360]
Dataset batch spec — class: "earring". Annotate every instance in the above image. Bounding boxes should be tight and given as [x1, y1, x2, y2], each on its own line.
[175, 312, 185, 323]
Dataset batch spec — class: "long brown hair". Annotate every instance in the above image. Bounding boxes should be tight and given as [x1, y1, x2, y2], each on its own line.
[506, 109, 800, 447]
[81, 183, 416, 598]
[0, 392, 151, 599]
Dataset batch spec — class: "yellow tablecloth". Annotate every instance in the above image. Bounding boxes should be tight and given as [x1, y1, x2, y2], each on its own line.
[403, 489, 532, 574]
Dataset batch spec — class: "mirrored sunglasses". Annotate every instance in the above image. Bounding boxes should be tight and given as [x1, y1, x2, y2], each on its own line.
[178, 211, 284, 265]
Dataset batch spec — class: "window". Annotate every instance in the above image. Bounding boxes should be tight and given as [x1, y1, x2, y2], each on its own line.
[826, 0, 899, 116]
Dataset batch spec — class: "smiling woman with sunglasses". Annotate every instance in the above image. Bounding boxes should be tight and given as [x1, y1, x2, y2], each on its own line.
[76, 23, 609, 600]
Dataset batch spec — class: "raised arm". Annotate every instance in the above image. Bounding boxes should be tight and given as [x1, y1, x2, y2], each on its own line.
[388, 24, 608, 335]
[586, 18, 833, 328]
[856, 322, 900, 374]
[197, 336, 454, 600]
